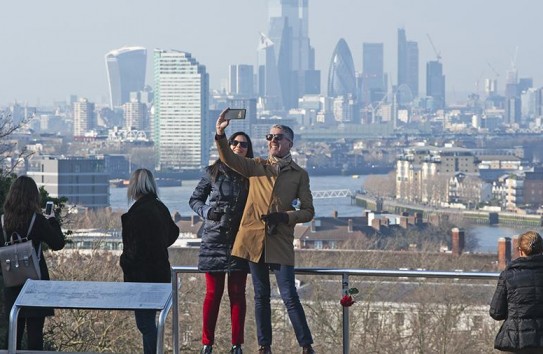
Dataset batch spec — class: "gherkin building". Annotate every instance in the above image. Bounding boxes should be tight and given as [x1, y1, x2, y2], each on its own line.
[327, 38, 356, 98]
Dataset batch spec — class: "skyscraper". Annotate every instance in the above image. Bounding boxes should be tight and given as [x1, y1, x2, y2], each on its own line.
[153, 50, 209, 171]
[397, 29, 419, 104]
[73, 98, 95, 137]
[257, 33, 283, 111]
[397, 29, 407, 87]
[327, 38, 356, 98]
[362, 43, 386, 105]
[426, 60, 445, 110]
[265, 0, 319, 110]
[105, 46, 147, 108]
[228, 64, 254, 97]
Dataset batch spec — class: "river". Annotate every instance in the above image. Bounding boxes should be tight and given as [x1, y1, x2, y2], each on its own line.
[109, 175, 367, 218]
[109, 175, 538, 254]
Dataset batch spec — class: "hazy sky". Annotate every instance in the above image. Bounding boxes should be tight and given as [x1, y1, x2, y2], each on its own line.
[1, 0, 540, 106]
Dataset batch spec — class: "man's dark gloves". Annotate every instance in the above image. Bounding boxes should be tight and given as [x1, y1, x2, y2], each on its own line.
[261, 212, 289, 225]
[261, 212, 288, 235]
[208, 208, 224, 221]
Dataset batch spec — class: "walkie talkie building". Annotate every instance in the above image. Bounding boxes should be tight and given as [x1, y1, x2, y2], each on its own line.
[105, 46, 147, 108]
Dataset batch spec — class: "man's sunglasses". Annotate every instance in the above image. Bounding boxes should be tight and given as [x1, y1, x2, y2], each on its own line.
[265, 134, 290, 142]
[229, 140, 249, 148]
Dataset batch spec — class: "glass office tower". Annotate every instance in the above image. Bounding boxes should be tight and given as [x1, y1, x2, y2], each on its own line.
[105, 46, 147, 108]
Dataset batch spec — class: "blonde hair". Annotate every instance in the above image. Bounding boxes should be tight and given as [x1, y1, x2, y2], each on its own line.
[518, 231, 543, 256]
[127, 168, 158, 203]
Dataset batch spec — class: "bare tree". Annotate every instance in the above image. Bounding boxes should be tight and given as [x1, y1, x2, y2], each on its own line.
[0, 110, 33, 177]
[11, 207, 498, 353]
[363, 171, 396, 198]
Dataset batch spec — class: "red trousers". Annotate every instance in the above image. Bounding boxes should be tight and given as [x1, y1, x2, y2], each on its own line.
[202, 271, 247, 345]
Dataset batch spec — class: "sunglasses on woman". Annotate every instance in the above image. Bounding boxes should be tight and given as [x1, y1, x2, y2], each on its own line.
[229, 140, 249, 148]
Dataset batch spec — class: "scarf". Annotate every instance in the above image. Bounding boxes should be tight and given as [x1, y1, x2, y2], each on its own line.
[268, 153, 292, 176]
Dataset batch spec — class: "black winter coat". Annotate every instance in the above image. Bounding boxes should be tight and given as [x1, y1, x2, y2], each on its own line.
[1, 213, 65, 318]
[189, 163, 249, 272]
[490, 254, 543, 351]
[120, 194, 179, 283]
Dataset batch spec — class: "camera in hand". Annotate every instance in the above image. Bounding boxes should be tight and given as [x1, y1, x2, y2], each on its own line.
[208, 206, 229, 221]
[215, 206, 229, 213]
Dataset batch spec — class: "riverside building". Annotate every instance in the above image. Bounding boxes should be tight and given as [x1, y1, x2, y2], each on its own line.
[27, 155, 109, 208]
[153, 49, 209, 171]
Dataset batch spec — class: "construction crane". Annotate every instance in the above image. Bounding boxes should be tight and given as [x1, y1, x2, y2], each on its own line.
[487, 61, 500, 78]
[426, 33, 441, 62]
[510, 46, 519, 71]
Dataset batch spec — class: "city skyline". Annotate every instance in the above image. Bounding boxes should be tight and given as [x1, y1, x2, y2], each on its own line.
[0, 0, 540, 106]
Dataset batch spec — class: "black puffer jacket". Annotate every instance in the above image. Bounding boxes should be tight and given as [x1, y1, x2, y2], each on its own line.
[120, 194, 179, 283]
[189, 163, 249, 272]
[490, 254, 543, 351]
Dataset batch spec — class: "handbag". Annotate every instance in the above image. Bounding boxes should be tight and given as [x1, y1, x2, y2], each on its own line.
[0, 213, 42, 287]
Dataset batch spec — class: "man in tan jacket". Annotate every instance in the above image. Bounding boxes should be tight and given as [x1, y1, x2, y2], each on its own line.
[216, 109, 316, 354]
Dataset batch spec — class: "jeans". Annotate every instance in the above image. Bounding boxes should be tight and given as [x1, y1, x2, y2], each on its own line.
[249, 260, 313, 347]
[135, 309, 158, 354]
[202, 271, 247, 345]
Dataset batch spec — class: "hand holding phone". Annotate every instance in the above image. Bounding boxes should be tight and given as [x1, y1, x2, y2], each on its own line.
[224, 108, 246, 120]
[45, 201, 54, 216]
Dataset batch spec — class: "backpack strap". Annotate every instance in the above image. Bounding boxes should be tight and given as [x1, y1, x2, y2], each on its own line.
[27, 213, 36, 237]
[1, 215, 7, 243]
[26, 213, 41, 261]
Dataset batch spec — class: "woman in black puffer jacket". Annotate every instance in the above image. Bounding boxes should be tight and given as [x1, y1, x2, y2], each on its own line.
[490, 230, 543, 353]
[189, 131, 253, 354]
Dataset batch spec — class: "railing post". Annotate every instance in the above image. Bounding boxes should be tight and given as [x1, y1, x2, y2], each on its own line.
[157, 294, 172, 354]
[8, 304, 20, 354]
[342, 272, 349, 354]
[172, 270, 179, 354]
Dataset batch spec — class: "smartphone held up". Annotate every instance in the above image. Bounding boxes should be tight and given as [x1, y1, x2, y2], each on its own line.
[224, 108, 246, 120]
[45, 201, 54, 216]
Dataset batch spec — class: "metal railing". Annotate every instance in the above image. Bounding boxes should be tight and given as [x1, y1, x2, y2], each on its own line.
[171, 266, 500, 354]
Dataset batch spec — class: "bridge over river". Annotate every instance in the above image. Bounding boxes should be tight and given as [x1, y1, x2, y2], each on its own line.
[312, 189, 353, 199]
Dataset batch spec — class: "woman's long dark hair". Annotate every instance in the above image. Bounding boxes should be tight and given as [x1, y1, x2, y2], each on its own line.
[209, 131, 254, 182]
[2, 176, 42, 233]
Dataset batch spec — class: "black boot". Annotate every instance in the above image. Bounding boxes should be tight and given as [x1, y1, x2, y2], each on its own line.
[302, 345, 315, 354]
[230, 345, 242, 354]
[200, 345, 212, 354]
[258, 345, 272, 354]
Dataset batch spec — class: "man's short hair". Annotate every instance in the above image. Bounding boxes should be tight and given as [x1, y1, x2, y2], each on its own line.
[272, 124, 294, 142]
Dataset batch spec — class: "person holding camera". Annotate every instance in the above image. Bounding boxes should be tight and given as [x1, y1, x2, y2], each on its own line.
[1, 176, 65, 350]
[190, 131, 254, 354]
[215, 111, 316, 354]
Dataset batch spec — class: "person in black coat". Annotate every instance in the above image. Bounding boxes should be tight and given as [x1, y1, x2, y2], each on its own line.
[0, 176, 65, 350]
[120, 168, 179, 354]
[189, 131, 253, 354]
[490, 230, 543, 353]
